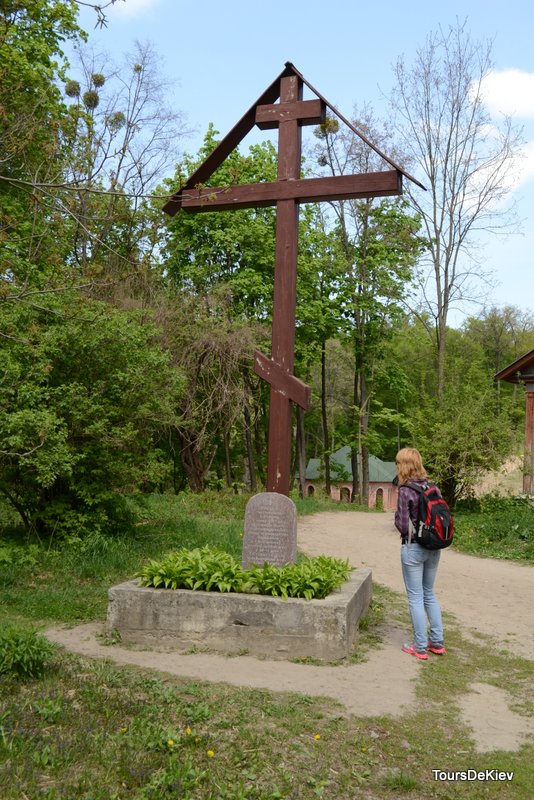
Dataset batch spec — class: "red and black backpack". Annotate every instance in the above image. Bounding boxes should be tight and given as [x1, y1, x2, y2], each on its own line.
[407, 482, 454, 550]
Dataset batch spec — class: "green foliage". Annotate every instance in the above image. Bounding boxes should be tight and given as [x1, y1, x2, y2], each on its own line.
[0, 295, 184, 538]
[410, 361, 513, 504]
[163, 128, 278, 318]
[137, 545, 245, 593]
[246, 555, 351, 600]
[454, 495, 534, 560]
[137, 545, 351, 600]
[0, 0, 85, 278]
[0, 626, 55, 679]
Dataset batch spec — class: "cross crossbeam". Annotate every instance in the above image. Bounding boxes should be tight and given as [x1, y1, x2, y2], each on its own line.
[180, 171, 401, 212]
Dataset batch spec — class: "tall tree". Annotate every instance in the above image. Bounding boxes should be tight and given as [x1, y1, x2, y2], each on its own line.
[314, 114, 425, 503]
[389, 20, 524, 398]
[61, 41, 187, 280]
[0, 0, 84, 284]
[0, 293, 184, 537]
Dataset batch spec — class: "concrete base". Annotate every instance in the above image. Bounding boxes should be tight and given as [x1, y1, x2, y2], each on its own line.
[106, 569, 372, 661]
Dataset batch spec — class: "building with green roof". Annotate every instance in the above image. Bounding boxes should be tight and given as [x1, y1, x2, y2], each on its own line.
[305, 445, 398, 509]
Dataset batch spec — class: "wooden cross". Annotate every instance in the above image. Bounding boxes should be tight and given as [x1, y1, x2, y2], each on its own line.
[163, 63, 422, 496]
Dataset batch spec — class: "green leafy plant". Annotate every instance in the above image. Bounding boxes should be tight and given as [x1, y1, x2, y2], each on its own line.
[137, 545, 246, 593]
[0, 626, 55, 679]
[247, 555, 351, 600]
[137, 546, 351, 600]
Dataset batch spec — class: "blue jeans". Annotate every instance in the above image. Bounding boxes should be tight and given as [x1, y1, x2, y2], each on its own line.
[401, 543, 444, 652]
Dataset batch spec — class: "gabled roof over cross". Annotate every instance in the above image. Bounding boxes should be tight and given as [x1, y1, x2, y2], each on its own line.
[162, 61, 424, 216]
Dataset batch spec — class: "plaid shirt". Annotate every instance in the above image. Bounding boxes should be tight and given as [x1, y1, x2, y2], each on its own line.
[394, 478, 429, 542]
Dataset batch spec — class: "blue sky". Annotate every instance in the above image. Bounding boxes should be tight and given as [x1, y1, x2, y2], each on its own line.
[75, 0, 534, 322]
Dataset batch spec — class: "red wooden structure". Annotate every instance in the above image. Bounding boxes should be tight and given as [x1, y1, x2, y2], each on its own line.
[495, 348, 534, 494]
[163, 62, 423, 496]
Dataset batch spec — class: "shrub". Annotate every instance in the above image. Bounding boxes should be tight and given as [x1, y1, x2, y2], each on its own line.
[454, 493, 534, 561]
[246, 555, 351, 600]
[137, 546, 246, 593]
[0, 626, 55, 679]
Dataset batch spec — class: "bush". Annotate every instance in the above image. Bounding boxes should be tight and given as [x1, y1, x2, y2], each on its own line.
[454, 493, 534, 561]
[0, 626, 55, 679]
[0, 296, 184, 540]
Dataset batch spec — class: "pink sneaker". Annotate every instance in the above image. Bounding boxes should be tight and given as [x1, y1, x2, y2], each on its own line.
[428, 643, 446, 655]
[402, 643, 428, 660]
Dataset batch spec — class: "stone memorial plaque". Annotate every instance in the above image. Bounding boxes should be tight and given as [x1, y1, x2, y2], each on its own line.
[242, 492, 297, 569]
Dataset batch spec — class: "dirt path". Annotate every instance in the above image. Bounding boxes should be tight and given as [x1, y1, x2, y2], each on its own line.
[298, 511, 534, 658]
[46, 511, 534, 752]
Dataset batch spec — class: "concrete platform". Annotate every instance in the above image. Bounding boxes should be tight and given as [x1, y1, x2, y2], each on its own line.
[106, 568, 372, 661]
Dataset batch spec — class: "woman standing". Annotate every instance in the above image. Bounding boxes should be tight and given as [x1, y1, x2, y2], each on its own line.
[394, 448, 446, 660]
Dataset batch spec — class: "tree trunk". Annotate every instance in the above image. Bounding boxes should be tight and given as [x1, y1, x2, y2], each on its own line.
[223, 429, 233, 488]
[296, 405, 307, 499]
[243, 402, 257, 493]
[321, 339, 331, 496]
[437, 315, 447, 401]
[0, 486, 32, 533]
[179, 436, 208, 493]
[360, 371, 370, 507]
[351, 365, 361, 503]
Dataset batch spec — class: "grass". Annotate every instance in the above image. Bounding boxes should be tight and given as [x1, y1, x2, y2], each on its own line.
[1, 490, 534, 798]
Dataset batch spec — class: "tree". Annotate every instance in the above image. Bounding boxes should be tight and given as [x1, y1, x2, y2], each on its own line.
[150, 287, 264, 493]
[163, 126, 278, 317]
[61, 40, 187, 279]
[161, 130, 281, 491]
[313, 113, 425, 503]
[0, 0, 84, 285]
[389, 20, 524, 398]
[411, 340, 512, 504]
[0, 292, 184, 537]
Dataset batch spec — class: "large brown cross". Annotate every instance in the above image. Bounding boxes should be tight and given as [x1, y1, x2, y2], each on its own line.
[164, 63, 421, 496]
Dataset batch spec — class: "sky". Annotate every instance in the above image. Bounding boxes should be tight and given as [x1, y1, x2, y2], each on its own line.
[74, 0, 534, 324]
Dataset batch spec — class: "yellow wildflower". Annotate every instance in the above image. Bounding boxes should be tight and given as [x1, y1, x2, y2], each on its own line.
[167, 739, 175, 746]
[313, 733, 321, 740]
[207, 749, 215, 757]
[186, 726, 192, 735]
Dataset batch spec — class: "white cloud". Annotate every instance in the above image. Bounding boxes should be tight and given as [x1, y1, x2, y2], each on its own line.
[481, 69, 534, 119]
[476, 70, 534, 195]
[510, 139, 534, 189]
[109, 0, 162, 18]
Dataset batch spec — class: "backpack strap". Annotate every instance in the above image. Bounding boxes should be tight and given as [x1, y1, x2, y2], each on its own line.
[404, 481, 434, 541]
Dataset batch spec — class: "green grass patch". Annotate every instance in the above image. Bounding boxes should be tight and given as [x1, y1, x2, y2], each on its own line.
[0, 491, 368, 625]
[1, 603, 534, 799]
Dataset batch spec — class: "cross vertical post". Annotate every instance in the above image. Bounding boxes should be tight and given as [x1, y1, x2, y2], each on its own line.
[267, 75, 302, 494]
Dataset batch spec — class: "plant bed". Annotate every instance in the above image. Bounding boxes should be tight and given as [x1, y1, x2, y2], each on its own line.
[106, 568, 372, 661]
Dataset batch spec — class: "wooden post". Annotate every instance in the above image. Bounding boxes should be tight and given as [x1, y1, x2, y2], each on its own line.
[267, 75, 302, 494]
[524, 389, 534, 494]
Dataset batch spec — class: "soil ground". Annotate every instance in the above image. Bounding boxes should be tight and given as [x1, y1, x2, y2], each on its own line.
[46, 510, 534, 754]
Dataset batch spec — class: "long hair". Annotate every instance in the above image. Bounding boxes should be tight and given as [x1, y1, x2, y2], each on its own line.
[396, 447, 427, 485]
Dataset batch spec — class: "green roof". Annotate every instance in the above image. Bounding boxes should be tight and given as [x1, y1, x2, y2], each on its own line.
[305, 446, 396, 483]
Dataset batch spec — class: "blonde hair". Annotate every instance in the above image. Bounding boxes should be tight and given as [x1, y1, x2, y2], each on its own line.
[395, 447, 427, 485]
